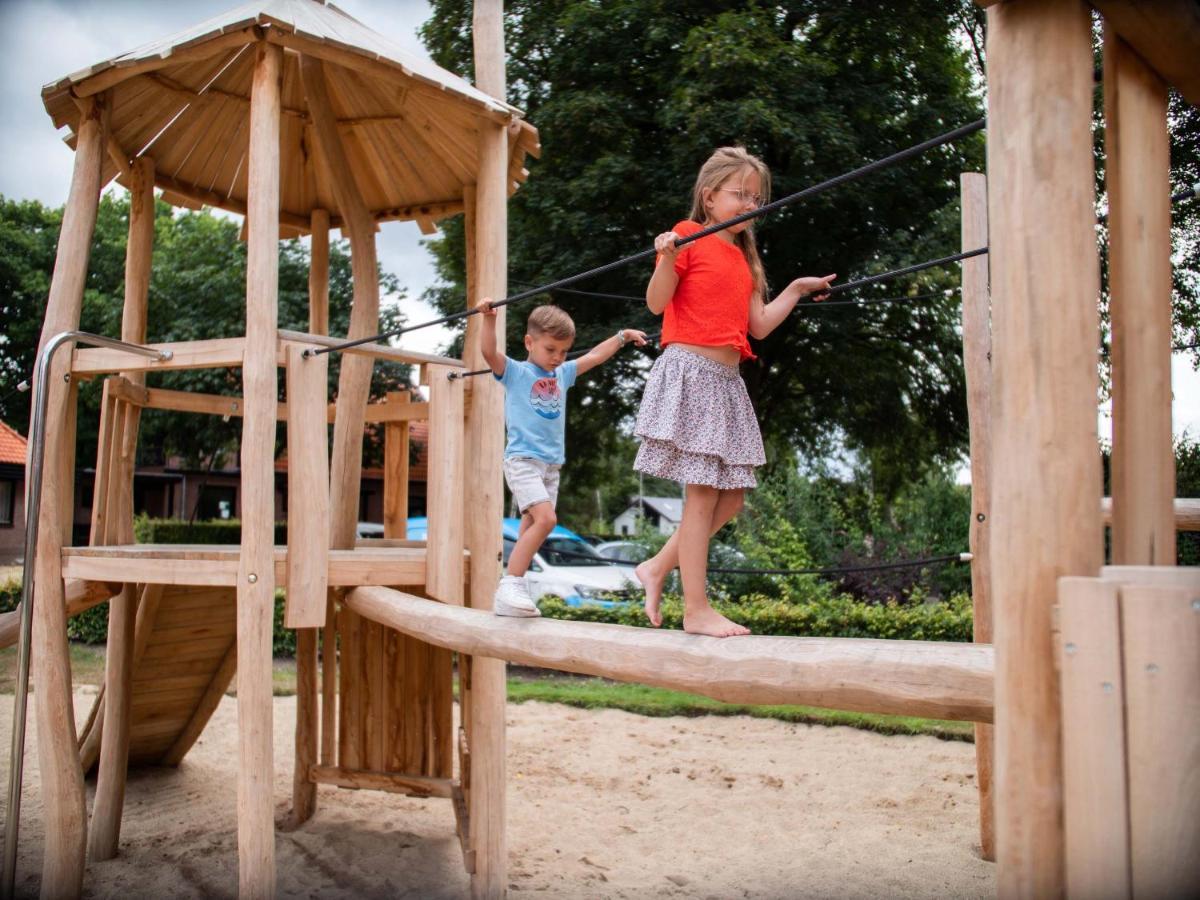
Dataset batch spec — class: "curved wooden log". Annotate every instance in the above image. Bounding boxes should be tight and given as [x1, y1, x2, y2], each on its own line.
[0, 580, 119, 650]
[344, 587, 995, 724]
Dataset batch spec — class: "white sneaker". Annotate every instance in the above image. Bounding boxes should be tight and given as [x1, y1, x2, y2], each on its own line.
[494, 575, 540, 618]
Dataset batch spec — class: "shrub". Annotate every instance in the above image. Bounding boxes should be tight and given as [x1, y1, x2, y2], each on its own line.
[539, 591, 975, 643]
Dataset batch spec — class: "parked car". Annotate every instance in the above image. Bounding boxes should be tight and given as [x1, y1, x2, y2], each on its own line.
[592, 540, 651, 565]
[403, 517, 641, 608]
[356, 521, 385, 539]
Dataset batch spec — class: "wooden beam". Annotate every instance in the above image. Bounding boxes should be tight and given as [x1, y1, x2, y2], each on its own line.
[1091, 0, 1200, 106]
[1101, 497, 1199, 531]
[299, 54, 381, 557]
[468, 5, 510, 894]
[278, 329, 464, 368]
[985, 2, 1102, 895]
[960, 171, 995, 862]
[1104, 27, 1175, 565]
[29, 89, 109, 899]
[383, 395, 410, 540]
[344, 587, 996, 722]
[237, 40, 282, 899]
[70, 28, 259, 98]
[153, 172, 311, 230]
[0, 580, 120, 650]
[89, 153, 156, 863]
[72, 336, 247, 376]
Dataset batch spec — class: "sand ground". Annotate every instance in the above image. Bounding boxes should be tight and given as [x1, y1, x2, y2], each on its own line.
[1, 687, 995, 898]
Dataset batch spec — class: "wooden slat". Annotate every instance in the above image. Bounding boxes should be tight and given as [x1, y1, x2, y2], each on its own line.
[160, 640, 238, 765]
[383, 416, 409, 540]
[284, 343, 329, 628]
[425, 365, 464, 603]
[1101, 497, 1200, 532]
[72, 336, 246, 376]
[338, 604, 363, 770]
[278, 329, 463, 368]
[308, 765, 455, 799]
[1119, 580, 1200, 896]
[1057, 577, 1130, 899]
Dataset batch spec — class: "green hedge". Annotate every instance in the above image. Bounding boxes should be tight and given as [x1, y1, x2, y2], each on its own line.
[133, 515, 289, 545]
[539, 591, 975, 643]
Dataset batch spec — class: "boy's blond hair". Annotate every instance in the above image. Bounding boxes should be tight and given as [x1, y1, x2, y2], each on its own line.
[526, 304, 575, 340]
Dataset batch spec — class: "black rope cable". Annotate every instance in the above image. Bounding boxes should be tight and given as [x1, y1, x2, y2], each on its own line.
[541, 543, 970, 576]
[305, 117, 988, 358]
[450, 330, 664, 379]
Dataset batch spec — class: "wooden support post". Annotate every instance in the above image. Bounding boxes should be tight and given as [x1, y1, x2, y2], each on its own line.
[300, 54, 380, 553]
[985, 2, 1102, 896]
[237, 41, 282, 899]
[300, 52, 380, 836]
[28, 90, 108, 898]
[89, 154, 155, 863]
[1057, 577, 1130, 899]
[426, 367, 464, 603]
[960, 172, 994, 862]
[1104, 27, 1175, 566]
[295, 205, 330, 822]
[468, 2, 509, 895]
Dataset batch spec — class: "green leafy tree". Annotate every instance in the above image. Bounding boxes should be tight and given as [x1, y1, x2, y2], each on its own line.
[422, 0, 985, 517]
[0, 193, 410, 468]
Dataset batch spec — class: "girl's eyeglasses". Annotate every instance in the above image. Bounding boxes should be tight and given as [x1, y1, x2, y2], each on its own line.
[719, 188, 765, 208]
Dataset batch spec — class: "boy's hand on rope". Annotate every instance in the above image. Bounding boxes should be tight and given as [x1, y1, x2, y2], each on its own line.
[476, 297, 499, 317]
[654, 231, 682, 261]
[791, 274, 837, 302]
[622, 329, 649, 347]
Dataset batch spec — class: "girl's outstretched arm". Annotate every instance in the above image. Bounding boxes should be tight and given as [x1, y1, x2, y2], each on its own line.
[748, 274, 836, 339]
[646, 231, 682, 315]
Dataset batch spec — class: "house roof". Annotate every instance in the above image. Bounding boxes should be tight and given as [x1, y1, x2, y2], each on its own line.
[0, 421, 28, 466]
[41, 0, 539, 238]
[621, 496, 682, 523]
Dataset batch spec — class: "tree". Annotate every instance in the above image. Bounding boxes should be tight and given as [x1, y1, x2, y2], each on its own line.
[421, 0, 985, 519]
[0, 193, 409, 469]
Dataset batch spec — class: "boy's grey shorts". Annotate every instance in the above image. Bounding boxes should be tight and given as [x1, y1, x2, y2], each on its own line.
[503, 457, 561, 514]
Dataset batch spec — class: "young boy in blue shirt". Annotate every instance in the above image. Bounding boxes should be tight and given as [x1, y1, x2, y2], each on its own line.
[477, 300, 647, 616]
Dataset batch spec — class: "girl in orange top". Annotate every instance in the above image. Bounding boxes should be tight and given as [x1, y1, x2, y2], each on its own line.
[634, 147, 835, 637]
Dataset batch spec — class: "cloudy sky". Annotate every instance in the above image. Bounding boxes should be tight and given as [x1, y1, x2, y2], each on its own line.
[1, 0, 1196, 441]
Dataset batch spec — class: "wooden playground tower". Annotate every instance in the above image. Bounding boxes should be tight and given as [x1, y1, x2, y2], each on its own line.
[4, 0, 1197, 898]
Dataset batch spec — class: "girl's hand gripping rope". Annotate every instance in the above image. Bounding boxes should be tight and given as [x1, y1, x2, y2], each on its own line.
[790, 274, 837, 302]
[653, 231, 682, 262]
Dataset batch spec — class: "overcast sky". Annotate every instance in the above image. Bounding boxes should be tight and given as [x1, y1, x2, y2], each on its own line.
[1, 0, 1196, 442]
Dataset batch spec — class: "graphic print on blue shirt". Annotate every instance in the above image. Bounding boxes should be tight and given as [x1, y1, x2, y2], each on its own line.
[530, 377, 562, 419]
[495, 357, 578, 464]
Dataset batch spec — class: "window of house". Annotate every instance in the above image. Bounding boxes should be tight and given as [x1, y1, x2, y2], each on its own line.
[195, 485, 237, 520]
[0, 479, 14, 526]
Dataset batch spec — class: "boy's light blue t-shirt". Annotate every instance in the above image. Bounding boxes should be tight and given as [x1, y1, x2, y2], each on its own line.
[495, 356, 578, 464]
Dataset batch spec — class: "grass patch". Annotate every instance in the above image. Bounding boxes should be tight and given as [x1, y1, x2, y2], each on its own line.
[0, 643, 108, 693]
[506, 673, 973, 742]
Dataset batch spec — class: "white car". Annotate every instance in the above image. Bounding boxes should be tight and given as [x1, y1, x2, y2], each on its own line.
[503, 526, 640, 608]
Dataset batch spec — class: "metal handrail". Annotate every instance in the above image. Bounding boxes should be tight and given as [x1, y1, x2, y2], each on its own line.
[2, 332, 170, 900]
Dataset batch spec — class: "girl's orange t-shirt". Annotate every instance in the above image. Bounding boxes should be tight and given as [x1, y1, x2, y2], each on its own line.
[657, 219, 756, 361]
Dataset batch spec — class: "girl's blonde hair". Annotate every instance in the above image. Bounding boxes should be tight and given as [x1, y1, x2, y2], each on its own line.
[688, 146, 771, 302]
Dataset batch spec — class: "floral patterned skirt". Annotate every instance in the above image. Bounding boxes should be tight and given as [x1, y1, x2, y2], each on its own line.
[633, 344, 765, 490]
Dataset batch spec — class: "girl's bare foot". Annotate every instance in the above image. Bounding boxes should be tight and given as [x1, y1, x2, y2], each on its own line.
[683, 607, 750, 638]
[635, 561, 666, 627]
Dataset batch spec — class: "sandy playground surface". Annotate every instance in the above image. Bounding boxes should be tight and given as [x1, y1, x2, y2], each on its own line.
[2, 686, 995, 899]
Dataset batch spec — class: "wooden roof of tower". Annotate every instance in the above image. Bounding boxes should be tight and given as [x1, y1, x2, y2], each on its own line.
[41, 0, 541, 238]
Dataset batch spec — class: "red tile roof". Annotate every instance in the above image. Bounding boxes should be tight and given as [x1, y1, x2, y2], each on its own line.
[0, 421, 28, 466]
